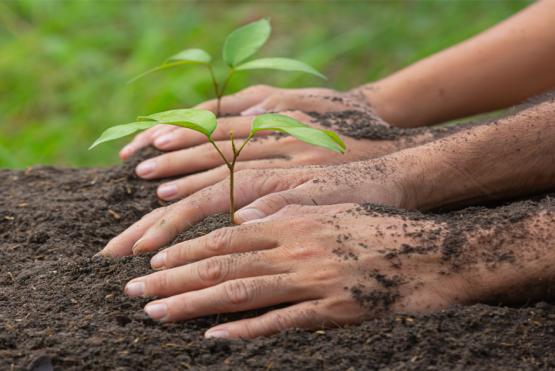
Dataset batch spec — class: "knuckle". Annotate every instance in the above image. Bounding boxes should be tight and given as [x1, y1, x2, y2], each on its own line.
[166, 245, 187, 266]
[197, 257, 227, 284]
[223, 280, 252, 305]
[279, 204, 304, 215]
[272, 312, 293, 331]
[146, 272, 170, 294]
[205, 227, 233, 253]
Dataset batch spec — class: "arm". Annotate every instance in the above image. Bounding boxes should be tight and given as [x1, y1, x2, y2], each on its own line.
[100, 99, 555, 257]
[361, 0, 555, 127]
[393, 97, 555, 209]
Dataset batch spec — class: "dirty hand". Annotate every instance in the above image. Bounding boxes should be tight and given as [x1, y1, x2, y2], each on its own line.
[122, 203, 467, 339]
[119, 85, 378, 161]
[99, 158, 409, 257]
[120, 110, 399, 202]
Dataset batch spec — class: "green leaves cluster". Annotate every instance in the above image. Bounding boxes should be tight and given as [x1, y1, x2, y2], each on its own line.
[90, 17, 345, 223]
[89, 109, 344, 154]
[128, 18, 325, 111]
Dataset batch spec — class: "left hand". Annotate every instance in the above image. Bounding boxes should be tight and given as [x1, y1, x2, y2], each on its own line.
[123, 204, 471, 339]
[123, 110, 398, 201]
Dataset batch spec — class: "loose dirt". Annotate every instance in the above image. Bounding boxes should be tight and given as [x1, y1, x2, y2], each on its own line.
[1, 148, 554, 370]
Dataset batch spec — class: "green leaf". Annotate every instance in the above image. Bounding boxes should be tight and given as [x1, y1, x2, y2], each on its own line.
[139, 109, 217, 138]
[223, 18, 271, 67]
[167, 48, 212, 64]
[235, 57, 326, 79]
[89, 121, 158, 150]
[128, 48, 211, 83]
[251, 114, 345, 153]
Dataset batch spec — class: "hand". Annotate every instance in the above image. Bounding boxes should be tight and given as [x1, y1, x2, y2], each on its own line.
[119, 85, 377, 161]
[121, 110, 402, 202]
[99, 158, 410, 257]
[122, 203, 470, 339]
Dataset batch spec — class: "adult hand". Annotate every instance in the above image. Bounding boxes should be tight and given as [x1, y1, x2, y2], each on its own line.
[119, 85, 377, 161]
[99, 158, 410, 257]
[120, 110, 403, 202]
[121, 203, 468, 339]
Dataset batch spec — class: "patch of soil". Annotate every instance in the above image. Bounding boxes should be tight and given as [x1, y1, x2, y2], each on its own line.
[1, 150, 555, 370]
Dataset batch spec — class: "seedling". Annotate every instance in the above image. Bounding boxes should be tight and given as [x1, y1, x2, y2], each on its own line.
[128, 18, 326, 116]
[90, 109, 345, 223]
[90, 18, 343, 223]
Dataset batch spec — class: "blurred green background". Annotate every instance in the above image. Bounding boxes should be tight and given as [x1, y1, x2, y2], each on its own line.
[0, 0, 529, 168]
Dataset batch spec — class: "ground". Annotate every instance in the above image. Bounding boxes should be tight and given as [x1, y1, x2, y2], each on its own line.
[1, 149, 554, 370]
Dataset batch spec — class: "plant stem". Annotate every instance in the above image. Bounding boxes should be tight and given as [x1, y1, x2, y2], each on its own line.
[207, 65, 221, 116]
[208, 129, 254, 224]
[216, 69, 234, 118]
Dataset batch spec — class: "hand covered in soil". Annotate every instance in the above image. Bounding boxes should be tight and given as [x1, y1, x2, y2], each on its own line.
[122, 204, 466, 338]
[119, 110, 402, 202]
[99, 159, 408, 257]
[119, 85, 377, 160]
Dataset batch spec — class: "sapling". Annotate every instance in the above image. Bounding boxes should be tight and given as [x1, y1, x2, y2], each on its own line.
[90, 18, 343, 223]
[90, 109, 346, 224]
[128, 18, 326, 116]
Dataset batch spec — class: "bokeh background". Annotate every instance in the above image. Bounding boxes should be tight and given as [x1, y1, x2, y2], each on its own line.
[0, 0, 529, 168]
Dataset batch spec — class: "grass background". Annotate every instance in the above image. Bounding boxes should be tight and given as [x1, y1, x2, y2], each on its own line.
[0, 0, 530, 169]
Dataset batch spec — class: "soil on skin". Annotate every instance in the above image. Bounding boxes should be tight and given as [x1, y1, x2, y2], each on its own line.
[1, 148, 555, 370]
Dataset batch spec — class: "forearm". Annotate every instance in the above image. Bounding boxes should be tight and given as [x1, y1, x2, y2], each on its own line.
[461, 205, 555, 303]
[356, 0, 555, 128]
[393, 99, 555, 210]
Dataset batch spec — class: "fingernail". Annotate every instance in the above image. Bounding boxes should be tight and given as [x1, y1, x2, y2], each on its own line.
[132, 238, 145, 255]
[154, 133, 173, 148]
[150, 252, 166, 269]
[136, 161, 156, 177]
[125, 281, 145, 297]
[145, 303, 167, 320]
[158, 183, 177, 199]
[241, 106, 266, 116]
[235, 208, 266, 222]
[205, 329, 229, 339]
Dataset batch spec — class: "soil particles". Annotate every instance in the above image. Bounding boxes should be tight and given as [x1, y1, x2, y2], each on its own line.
[1, 149, 554, 370]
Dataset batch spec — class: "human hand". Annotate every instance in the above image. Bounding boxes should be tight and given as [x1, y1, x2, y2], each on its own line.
[122, 203, 469, 338]
[120, 110, 401, 202]
[99, 158, 410, 257]
[119, 85, 377, 161]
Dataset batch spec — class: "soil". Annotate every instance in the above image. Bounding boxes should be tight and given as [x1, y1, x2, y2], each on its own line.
[1, 148, 555, 370]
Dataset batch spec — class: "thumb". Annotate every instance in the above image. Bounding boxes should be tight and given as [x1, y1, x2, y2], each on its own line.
[234, 187, 310, 223]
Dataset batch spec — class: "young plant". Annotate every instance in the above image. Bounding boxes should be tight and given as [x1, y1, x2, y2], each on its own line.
[129, 18, 325, 116]
[90, 110, 345, 223]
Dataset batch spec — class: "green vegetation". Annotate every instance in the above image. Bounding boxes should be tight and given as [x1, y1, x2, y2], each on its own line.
[130, 18, 324, 116]
[89, 18, 344, 222]
[0, 0, 530, 168]
[91, 109, 344, 222]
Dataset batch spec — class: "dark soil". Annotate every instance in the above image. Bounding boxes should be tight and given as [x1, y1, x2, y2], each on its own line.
[1, 148, 555, 370]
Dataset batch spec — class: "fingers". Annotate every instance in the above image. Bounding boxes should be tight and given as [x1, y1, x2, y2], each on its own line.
[241, 90, 345, 116]
[135, 137, 287, 180]
[195, 85, 277, 115]
[235, 182, 316, 224]
[127, 168, 313, 255]
[141, 274, 310, 323]
[205, 300, 327, 339]
[150, 223, 279, 269]
[156, 159, 292, 201]
[151, 115, 257, 152]
[98, 207, 167, 257]
[120, 125, 177, 160]
[126, 248, 285, 297]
